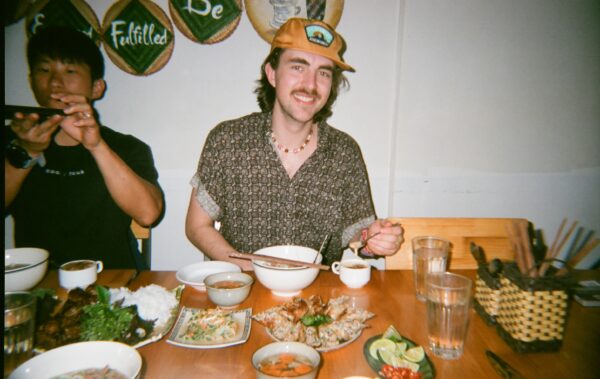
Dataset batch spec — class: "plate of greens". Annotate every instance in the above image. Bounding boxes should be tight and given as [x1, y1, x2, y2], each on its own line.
[33, 285, 183, 352]
[363, 325, 435, 379]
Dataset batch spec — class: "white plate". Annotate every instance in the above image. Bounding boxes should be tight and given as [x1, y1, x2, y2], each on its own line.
[176, 261, 242, 291]
[9, 341, 141, 379]
[265, 327, 362, 352]
[167, 307, 251, 349]
[132, 285, 184, 348]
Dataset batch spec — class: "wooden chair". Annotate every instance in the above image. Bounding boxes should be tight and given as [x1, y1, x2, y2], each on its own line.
[131, 220, 152, 269]
[384, 217, 529, 269]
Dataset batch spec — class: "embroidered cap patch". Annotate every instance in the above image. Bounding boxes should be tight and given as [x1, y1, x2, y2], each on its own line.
[305, 24, 333, 47]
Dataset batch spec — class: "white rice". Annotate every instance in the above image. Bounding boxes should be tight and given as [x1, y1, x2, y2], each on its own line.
[109, 284, 177, 327]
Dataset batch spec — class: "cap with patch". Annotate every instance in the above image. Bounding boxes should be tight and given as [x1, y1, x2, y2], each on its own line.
[271, 17, 354, 72]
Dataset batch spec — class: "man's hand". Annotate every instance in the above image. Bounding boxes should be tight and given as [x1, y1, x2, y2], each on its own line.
[51, 93, 103, 150]
[364, 219, 404, 256]
[9, 112, 63, 155]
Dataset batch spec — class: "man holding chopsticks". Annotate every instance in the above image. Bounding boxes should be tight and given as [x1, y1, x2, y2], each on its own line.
[186, 18, 403, 269]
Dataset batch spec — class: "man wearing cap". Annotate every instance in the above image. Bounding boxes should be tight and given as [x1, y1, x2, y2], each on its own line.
[186, 18, 402, 269]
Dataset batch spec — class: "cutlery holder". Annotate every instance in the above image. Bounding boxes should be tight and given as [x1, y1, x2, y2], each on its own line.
[494, 262, 571, 353]
[474, 265, 502, 325]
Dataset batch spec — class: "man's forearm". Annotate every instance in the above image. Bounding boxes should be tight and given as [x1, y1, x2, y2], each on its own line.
[90, 140, 163, 226]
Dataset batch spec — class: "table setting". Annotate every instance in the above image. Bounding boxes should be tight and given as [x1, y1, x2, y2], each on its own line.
[5, 237, 600, 378]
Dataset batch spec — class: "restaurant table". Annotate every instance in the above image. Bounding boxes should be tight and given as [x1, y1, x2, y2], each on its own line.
[36, 269, 600, 378]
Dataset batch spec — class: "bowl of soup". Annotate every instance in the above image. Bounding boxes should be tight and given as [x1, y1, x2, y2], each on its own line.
[8, 341, 141, 379]
[252, 341, 320, 379]
[204, 272, 254, 308]
[252, 246, 322, 297]
[5, 248, 49, 291]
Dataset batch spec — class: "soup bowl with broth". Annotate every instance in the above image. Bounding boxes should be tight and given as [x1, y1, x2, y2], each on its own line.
[252, 341, 320, 379]
[204, 272, 253, 308]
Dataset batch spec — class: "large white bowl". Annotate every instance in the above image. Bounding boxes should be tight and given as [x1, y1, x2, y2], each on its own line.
[252, 341, 320, 379]
[252, 245, 322, 297]
[5, 248, 49, 291]
[176, 261, 242, 291]
[8, 341, 142, 379]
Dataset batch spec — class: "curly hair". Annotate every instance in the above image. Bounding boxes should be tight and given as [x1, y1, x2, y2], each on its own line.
[254, 48, 349, 123]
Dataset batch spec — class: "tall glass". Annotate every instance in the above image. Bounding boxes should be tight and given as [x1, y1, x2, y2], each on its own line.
[4, 291, 36, 377]
[425, 272, 472, 360]
[412, 236, 449, 301]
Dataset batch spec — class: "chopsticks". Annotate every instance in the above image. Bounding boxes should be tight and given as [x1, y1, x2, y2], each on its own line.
[506, 220, 537, 277]
[229, 252, 330, 271]
[536, 218, 598, 276]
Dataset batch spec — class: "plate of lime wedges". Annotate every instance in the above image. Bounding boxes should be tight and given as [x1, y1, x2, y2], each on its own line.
[363, 325, 435, 379]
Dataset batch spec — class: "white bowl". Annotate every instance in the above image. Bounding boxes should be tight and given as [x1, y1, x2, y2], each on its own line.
[5, 248, 49, 291]
[252, 245, 322, 297]
[252, 341, 320, 379]
[176, 261, 242, 291]
[8, 341, 142, 379]
[204, 271, 254, 308]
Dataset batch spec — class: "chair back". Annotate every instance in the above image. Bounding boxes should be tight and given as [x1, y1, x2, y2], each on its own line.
[131, 220, 152, 269]
[384, 217, 528, 269]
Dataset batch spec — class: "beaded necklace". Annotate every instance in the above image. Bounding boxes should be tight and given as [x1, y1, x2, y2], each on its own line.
[271, 127, 313, 154]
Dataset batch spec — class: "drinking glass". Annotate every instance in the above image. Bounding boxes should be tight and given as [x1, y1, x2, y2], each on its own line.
[425, 272, 472, 360]
[4, 291, 36, 377]
[412, 236, 449, 301]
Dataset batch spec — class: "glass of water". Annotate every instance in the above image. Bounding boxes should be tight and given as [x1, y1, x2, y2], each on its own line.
[412, 236, 449, 301]
[425, 272, 472, 360]
[4, 291, 36, 377]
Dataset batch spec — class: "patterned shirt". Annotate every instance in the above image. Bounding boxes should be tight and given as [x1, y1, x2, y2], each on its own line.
[191, 112, 375, 265]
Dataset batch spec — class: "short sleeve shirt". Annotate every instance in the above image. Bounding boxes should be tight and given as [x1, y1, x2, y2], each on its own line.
[8, 126, 162, 269]
[191, 112, 375, 265]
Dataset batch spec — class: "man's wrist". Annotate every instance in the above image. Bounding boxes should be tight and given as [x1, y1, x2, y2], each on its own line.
[5, 140, 46, 169]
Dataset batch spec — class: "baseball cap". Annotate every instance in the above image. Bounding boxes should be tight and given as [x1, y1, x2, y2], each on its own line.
[271, 17, 354, 72]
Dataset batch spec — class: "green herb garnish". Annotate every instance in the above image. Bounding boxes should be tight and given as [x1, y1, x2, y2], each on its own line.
[301, 314, 332, 327]
[80, 286, 135, 341]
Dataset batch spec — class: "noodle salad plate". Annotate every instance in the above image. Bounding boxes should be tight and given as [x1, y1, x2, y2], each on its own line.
[167, 307, 252, 349]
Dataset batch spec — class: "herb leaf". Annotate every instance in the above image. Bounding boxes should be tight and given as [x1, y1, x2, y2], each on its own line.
[301, 314, 332, 327]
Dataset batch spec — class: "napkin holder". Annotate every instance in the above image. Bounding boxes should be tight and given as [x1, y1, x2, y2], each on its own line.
[494, 262, 572, 353]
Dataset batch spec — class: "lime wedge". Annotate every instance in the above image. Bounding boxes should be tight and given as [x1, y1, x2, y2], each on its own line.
[403, 346, 425, 363]
[378, 348, 402, 367]
[395, 341, 408, 357]
[382, 325, 402, 341]
[369, 338, 397, 360]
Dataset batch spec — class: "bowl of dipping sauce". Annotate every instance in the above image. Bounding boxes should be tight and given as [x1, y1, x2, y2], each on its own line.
[252, 341, 320, 379]
[204, 272, 253, 308]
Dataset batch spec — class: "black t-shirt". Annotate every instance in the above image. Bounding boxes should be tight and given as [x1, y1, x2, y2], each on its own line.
[7, 127, 162, 269]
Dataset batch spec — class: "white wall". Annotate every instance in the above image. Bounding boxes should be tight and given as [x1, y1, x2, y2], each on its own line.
[5, 0, 599, 269]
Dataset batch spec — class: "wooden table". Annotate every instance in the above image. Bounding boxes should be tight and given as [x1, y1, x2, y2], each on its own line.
[37, 269, 600, 378]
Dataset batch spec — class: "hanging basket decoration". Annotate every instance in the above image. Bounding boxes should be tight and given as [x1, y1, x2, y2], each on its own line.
[25, 0, 101, 43]
[102, 0, 175, 76]
[244, 0, 344, 44]
[168, 0, 243, 44]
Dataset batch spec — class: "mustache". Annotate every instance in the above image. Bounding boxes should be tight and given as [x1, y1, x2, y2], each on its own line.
[292, 88, 320, 99]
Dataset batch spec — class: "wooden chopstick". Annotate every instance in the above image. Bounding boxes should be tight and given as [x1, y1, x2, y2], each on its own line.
[506, 223, 527, 275]
[539, 218, 574, 277]
[547, 218, 567, 258]
[556, 238, 600, 275]
[229, 252, 330, 270]
[517, 221, 537, 277]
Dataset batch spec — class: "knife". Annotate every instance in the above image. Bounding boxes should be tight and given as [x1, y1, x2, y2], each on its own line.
[486, 350, 525, 379]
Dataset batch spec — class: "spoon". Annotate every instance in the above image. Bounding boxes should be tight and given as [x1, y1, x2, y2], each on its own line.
[349, 232, 382, 257]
